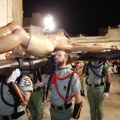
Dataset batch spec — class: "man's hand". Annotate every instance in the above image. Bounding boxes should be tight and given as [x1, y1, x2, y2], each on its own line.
[69, 117, 77, 120]
[7, 69, 20, 84]
[34, 79, 44, 87]
[103, 92, 109, 98]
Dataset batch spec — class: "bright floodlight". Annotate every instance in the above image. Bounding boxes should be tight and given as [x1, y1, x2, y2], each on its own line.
[43, 15, 55, 32]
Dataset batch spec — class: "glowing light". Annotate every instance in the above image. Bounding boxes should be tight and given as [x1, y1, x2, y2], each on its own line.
[43, 14, 55, 32]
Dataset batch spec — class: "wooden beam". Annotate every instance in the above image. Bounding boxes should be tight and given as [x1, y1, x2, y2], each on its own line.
[78, 50, 120, 61]
[0, 50, 120, 76]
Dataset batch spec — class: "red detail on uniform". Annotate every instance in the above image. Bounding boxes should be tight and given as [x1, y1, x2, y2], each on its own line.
[50, 71, 77, 101]
[50, 74, 56, 84]
[51, 71, 76, 81]
[50, 71, 76, 84]
[55, 82, 74, 101]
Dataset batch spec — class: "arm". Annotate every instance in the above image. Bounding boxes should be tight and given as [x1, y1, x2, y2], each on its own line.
[21, 91, 31, 106]
[70, 91, 83, 120]
[69, 43, 117, 52]
[17, 75, 33, 106]
[34, 80, 44, 87]
[7, 69, 33, 106]
[8, 82, 32, 106]
[74, 91, 81, 104]
[50, 32, 117, 53]
[103, 71, 111, 97]
[70, 73, 83, 120]
[35, 74, 51, 87]
[0, 22, 30, 54]
[105, 71, 111, 92]
[106, 71, 111, 83]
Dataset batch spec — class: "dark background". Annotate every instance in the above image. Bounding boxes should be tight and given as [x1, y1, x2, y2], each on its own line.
[23, 0, 120, 36]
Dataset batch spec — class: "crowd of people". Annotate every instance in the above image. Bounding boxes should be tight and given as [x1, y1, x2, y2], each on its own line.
[0, 51, 115, 120]
[0, 51, 83, 120]
[109, 60, 120, 74]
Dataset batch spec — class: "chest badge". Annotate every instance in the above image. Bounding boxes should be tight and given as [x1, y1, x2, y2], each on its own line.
[63, 86, 67, 91]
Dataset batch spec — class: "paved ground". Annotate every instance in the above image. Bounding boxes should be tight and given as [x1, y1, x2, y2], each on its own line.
[42, 73, 120, 120]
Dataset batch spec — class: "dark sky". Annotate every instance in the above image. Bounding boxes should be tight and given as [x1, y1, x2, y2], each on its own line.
[23, 0, 120, 36]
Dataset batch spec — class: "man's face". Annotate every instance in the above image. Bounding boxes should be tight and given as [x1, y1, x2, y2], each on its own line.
[54, 51, 67, 67]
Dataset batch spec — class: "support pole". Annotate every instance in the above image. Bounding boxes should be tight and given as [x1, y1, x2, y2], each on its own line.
[0, 50, 120, 76]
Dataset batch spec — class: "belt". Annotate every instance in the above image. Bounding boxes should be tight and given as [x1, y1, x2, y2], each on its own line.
[51, 102, 72, 111]
[2, 111, 25, 119]
[88, 83, 104, 88]
[33, 87, 42, 92]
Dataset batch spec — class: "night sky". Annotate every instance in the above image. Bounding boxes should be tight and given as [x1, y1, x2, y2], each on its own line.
[23, 0, 120, 36]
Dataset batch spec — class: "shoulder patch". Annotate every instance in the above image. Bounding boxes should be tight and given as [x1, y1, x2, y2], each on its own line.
[23, 79, 31, 87]
[23, 76, 31, 87]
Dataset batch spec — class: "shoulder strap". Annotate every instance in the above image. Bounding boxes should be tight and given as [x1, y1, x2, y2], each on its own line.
[1, 76, 24, 113]
[89, 61, 106, 82]
[0, 77, 18, 107]
[16, 75, 23, 84]
[64, 74, 74, 105]
[46, 74, 52, 99]
[16, 58, 24, 71]
[89, 62, 104, 77]
[33, 69, 42, 84]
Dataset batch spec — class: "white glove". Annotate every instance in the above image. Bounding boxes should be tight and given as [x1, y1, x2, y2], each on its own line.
[69, 117, 77, 120]
[103, 92, 109, 98]
[7, 69, 21, 84]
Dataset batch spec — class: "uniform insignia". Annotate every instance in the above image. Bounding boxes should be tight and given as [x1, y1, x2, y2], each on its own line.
[63, 86, 67, 91]
[23, 76, 31, 87]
